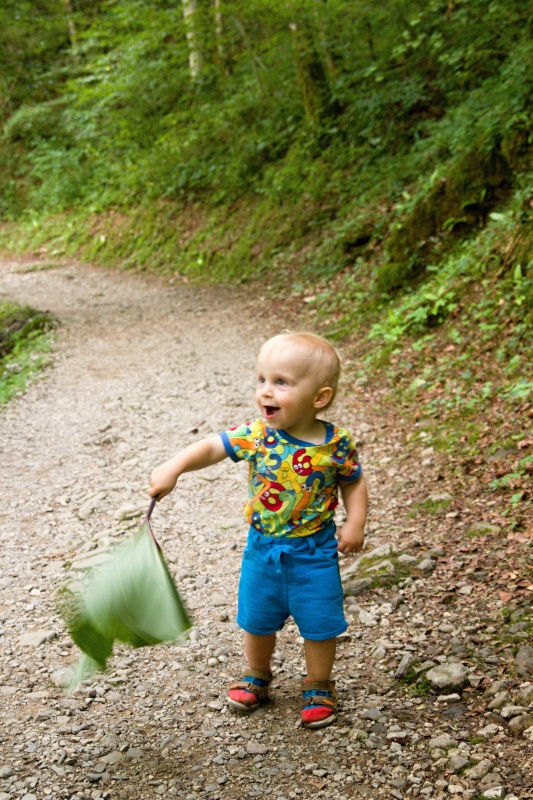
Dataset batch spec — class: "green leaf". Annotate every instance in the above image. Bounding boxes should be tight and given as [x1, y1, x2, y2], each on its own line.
[61, 512, 191, 687]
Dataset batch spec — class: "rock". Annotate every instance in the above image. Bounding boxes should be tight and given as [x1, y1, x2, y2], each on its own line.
[426, 662, 468, 693]
[363, 544, 396, 559]
[78, 491, 107, 520]
[515, 645, 533, 676]
[508, 713, 533, 736]
[394, 653, 414, 679]
[344, 577, 373, 594]
[19, 629, 57, 647]
[480, 787, 505, 798]
[99, 751, 124, 764]
[487, 691, 511, 710]
[436, 692, 462, 703]
[413, 557, 436, 572]
[441, 702, 468, 719]
[210, 593, 227, 607]
[386, 730, 410, 744]
[114, 503, 144, 520]
[515, 684, 533, 706]
[523, 726, 533, 740]
[448, 754, 470, 772]
[397, 554, 417, 565]
[363, 559, 396, 574]
[477, 771, 504, 793]
[70, 551, 112, 570]
[500, 703, 527, 719]
[428, 734, 457, 749]
[425, 492, 453, 503]
[476, 724, 500, 740]
[483, 681, 509, 699]
[464, 760, 494, 781]
[246, 741, 268, 755]
[51, 668, 74, 688]
[358, 610, 378, 627]
[467, 522, 501, 536]
[124, 747, 144, 760]
[0, 767, 14, 778]
[358, 707, 382, 721]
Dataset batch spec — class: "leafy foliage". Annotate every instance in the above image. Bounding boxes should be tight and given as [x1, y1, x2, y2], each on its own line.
[0, 299, 56, 404]
[60, 507, 191, 684]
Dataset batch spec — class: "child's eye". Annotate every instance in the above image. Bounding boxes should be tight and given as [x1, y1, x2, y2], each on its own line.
[257, 376, 265, 384]
[277, 379, 287, 386]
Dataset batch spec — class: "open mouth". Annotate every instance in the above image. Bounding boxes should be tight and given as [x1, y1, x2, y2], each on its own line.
[263, 405, 279, 419]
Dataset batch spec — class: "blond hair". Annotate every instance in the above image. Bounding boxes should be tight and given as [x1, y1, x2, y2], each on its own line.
[260, 331, 340, 409]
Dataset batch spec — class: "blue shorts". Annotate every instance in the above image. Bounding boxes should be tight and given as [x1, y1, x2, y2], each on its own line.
[236, 525, 347, 641]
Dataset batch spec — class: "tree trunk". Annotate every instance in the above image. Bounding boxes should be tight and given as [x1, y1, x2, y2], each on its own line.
[289, 19, 331, 124]
[182, 0, 206, 78]
[213, 0, 232, 75]
[62, 0, 79, 62]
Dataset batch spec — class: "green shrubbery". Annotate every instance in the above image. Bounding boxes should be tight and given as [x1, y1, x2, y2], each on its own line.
[0, 299, 57, 404]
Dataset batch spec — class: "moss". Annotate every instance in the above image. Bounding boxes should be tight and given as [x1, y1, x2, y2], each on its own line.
[379, 138, 513, 292]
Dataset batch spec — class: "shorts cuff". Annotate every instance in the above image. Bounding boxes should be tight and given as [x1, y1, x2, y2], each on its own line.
[299, 621, 348, 641]
[236, 617, 283, 637]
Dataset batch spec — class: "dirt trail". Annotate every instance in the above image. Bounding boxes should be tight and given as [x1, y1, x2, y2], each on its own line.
[0, 257, 531, 800]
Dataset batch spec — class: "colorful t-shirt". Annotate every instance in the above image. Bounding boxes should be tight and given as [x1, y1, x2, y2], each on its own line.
[220, 419, 362, 538]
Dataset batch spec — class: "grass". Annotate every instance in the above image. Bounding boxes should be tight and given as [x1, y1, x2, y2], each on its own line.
[0, 299, 57, 405]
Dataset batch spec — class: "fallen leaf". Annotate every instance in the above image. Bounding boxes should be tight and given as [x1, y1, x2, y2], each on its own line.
[498, 591, 513, 602]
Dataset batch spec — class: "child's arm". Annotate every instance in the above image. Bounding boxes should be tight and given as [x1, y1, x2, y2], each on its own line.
[149, 435, 228, 500]
[337, 475, 368, 554]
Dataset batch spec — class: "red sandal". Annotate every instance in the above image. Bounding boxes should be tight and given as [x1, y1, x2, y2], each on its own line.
[227, 668, 272, 712]
[301, 680, 338, 728]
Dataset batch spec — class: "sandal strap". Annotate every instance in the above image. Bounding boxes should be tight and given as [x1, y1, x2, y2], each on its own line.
[302, 680, 337, 710]
[229, 669, 272, 698]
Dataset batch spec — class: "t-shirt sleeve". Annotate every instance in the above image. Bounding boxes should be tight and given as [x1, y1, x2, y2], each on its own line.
[220, 420, 262, 463]
[336, 430, 363, 482]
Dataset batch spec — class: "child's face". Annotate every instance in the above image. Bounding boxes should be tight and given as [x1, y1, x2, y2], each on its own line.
[255, 341, 325, 435]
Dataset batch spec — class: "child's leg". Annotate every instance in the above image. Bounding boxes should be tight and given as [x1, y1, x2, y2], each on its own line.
[245, 631, 277, 672]
[303, 637, 336, 681]
[301, 637, 338, 728]
[227, 632, 276, 712]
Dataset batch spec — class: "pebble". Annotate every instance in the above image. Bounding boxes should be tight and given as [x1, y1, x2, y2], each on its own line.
[425, 662, 468, 692]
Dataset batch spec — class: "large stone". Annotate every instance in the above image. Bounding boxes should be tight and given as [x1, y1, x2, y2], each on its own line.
[428, 734, 457, 749]
[515, 684, 533, 706]
[508, 714, 533, 736]
[448, 755, 470, 773]
[363, 559, 395, 574]
[515, 645, 533, 676]
[413, 557, 436, 572]
[344, 577, 373, 595]
[465, 758, 494, 781]
[426, 662, 468, 693]
[70, 551, 112, 571]
[358, 609, 378, 627]
[19, 629, 57, 647]
[78, 491, 107, 520]
[362, 543, 396, 560]
[114, 503, 144, 521]
[467, 522, 501, 537]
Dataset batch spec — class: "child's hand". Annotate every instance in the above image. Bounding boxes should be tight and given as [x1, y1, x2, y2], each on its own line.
[148, 463, 179, 500]
[337, 523, 365, 554]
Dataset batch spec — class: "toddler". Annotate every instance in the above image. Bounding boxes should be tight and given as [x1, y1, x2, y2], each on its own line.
[149, 332, 368, 728]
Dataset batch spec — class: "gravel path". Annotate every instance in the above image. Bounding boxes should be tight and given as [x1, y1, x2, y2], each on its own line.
[0, 257, 532, 800]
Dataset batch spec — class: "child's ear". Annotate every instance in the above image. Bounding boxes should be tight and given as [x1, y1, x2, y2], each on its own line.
[314, 386, 333, 409]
